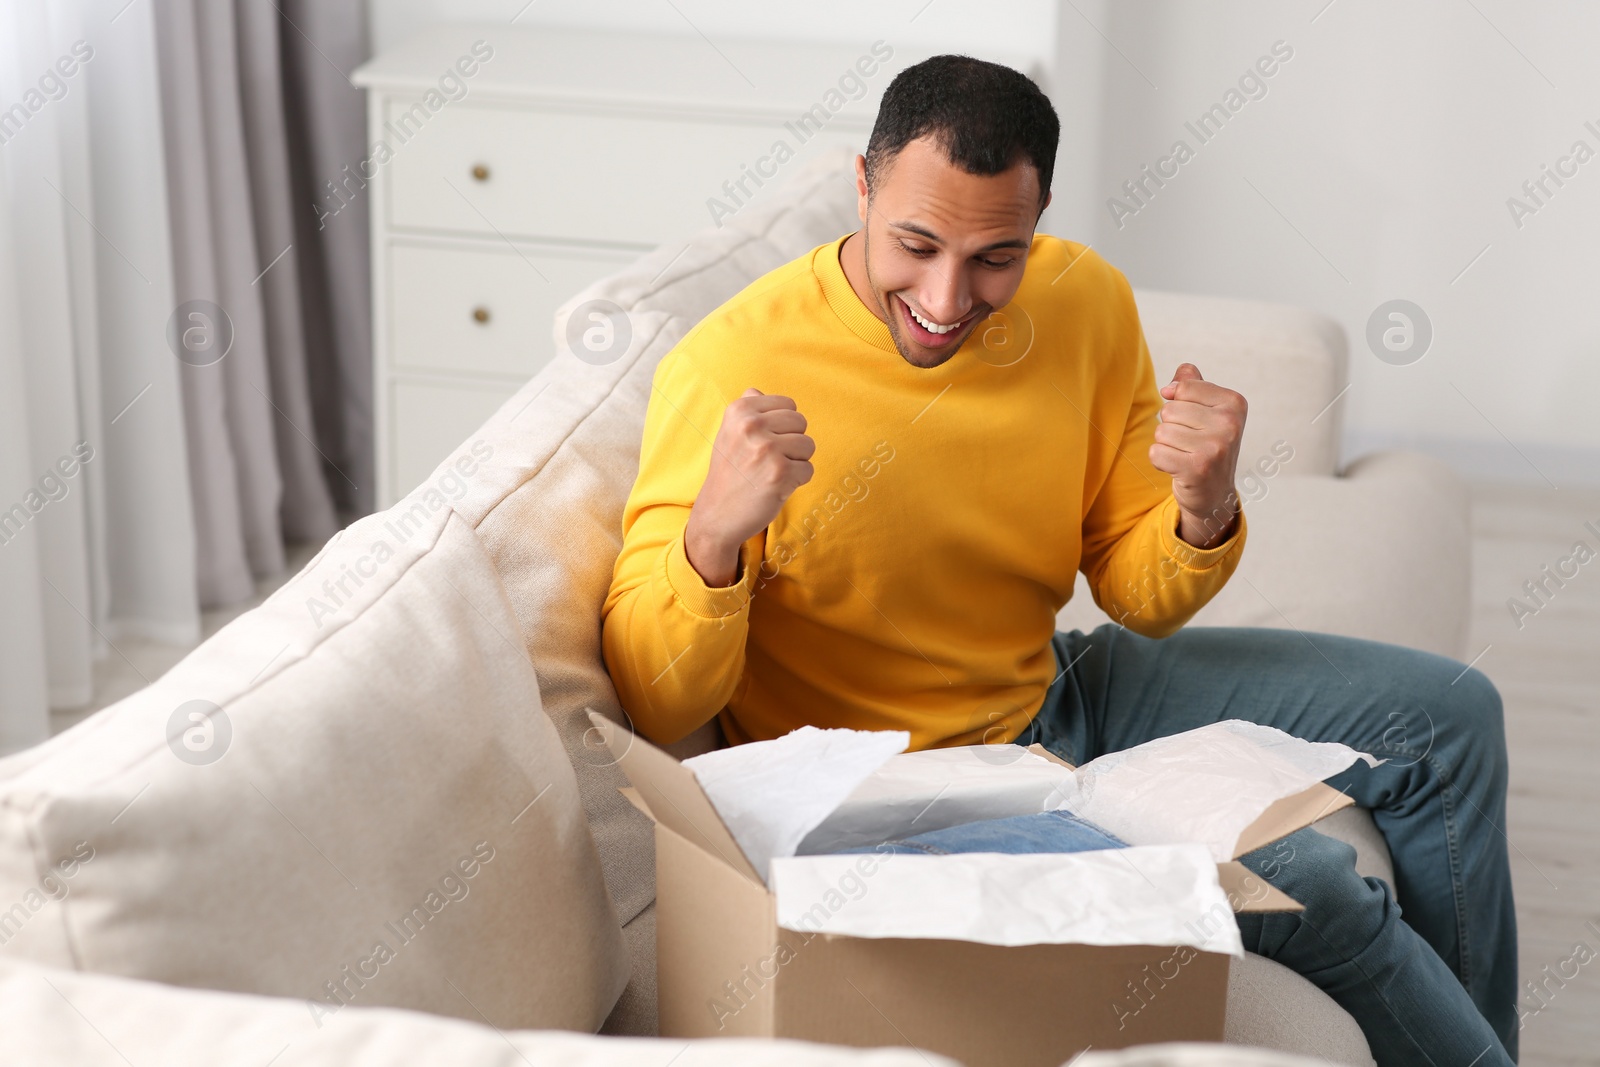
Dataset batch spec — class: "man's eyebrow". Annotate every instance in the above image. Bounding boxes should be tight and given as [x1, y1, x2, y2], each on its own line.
[889, 220, 1031, 253]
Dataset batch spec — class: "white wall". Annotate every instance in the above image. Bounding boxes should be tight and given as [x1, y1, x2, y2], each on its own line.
[1073, 0, 1600, 485]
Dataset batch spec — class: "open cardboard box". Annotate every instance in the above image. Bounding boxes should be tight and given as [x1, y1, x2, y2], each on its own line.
[588, 712, 1355, 1067]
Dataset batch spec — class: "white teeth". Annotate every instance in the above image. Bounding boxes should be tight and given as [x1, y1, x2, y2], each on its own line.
[904, 298, 961, 335]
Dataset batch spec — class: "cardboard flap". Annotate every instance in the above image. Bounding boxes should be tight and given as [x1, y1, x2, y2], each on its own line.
[1217, 862, 1303, 913]
[1025, 742, 1076, 771]
[587, 711, 763, 884]
[1230, 782, 1353, 859]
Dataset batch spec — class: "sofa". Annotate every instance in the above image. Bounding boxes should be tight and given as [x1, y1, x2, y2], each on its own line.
[0, 145, 1470, 1065]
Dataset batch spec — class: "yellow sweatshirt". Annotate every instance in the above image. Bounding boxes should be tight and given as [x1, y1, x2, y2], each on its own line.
[601, 232, 1246, 750]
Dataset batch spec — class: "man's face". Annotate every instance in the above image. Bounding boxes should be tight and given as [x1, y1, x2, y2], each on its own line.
[850, 135, 1049, 368]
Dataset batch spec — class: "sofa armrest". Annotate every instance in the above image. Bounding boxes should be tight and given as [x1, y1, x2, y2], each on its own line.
[1057, 450, 1472, 660]
[1190, 450, 1471, 658]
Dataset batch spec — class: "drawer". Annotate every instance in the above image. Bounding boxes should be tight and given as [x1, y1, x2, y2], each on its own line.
[389, 378, 520, 501]
[386, 101, 865, 245]
[389, 242, 630, 378]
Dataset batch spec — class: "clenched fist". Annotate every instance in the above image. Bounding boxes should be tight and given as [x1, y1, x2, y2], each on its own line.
[684, 388, 816, 587]
[1149, 364, 1247, 550]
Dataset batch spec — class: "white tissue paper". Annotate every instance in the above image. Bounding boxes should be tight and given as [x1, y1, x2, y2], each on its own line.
[1048, 720, 1384, 862]
[682, 725, 909, 883]
[795, 744, 1075, 855]
[770, 843, 1243, 956]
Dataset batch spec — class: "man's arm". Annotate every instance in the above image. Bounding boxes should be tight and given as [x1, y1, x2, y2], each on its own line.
[601, 353, 814, 745]
[1078, 315, 1248, 637]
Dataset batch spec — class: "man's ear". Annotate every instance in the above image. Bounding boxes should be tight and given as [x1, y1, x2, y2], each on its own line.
[854, 153, 869, 223]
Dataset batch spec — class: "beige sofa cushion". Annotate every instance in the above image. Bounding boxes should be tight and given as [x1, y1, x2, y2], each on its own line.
[0, 503, 627, 1031]
[1226, 955, 1375, 1066]
[0, 956, 957, 1067]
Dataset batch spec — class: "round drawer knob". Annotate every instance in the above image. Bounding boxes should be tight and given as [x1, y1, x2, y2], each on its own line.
[471, 306, 490, 324]
[471, 164, 490, 181]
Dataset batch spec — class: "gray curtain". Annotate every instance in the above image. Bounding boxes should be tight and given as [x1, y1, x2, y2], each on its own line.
[279, 0, 374, 521]
[151, 0, 370, 608]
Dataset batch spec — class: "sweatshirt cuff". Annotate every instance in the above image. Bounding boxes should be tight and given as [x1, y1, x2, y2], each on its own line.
[1157, 495, 1247, 570]
[663, 528, 763, 619]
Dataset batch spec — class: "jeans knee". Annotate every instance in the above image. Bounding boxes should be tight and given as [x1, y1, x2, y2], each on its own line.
[1438, 666, 1509, 787]
[1238, 828, 1395, 966]
[1241, 826, 1359, 900]
[1455, 666, 1504, 735]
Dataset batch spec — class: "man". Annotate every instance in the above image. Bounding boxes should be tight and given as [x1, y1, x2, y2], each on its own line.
[601, 54, 1515, 1066]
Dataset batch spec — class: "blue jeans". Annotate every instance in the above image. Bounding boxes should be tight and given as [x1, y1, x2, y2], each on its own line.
[852, 625, 1518, 1067]
[844, 807, 1132, 856]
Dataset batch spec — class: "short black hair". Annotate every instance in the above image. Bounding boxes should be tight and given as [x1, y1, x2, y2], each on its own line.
[864, 55, 1059, 215]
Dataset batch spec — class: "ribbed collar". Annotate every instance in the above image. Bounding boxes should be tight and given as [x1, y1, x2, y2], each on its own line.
[814, 231, 898, 355]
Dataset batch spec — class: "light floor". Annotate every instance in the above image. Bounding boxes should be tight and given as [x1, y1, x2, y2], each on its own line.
[1471, 484, 1600, 1067]
[50, 482, 1600, 1065]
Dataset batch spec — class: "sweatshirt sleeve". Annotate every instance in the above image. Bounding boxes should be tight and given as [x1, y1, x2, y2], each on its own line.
[1077, 300, 1247, 638]
[601, 349, 765, 745]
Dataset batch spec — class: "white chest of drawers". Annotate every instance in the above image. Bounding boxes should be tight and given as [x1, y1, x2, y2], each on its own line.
[354, 25, 938, 507]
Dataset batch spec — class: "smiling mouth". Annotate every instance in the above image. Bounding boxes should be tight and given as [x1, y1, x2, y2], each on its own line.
[895, 294, 977, 348]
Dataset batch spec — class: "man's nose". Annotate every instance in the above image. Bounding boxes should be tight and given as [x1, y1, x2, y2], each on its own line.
[919, 271, 971, 325]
